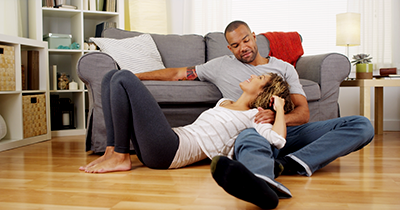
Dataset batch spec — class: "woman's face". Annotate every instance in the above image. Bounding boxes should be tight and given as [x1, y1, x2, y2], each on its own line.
[240, 74, 270, 95]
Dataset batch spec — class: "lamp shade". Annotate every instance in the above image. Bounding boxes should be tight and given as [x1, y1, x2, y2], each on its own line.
[336, 13, 360, 46]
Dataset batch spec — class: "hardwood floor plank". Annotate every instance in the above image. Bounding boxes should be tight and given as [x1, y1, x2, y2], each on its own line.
[0, 202, 109, 210]
[0, 132, 399, 209]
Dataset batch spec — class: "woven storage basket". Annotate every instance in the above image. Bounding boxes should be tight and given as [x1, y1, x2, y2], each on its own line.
[0, 45, 16, 91]
[23, 94, 47, 138]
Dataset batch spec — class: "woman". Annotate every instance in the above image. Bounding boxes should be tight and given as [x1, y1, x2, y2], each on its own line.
[80, 70, 293, 173]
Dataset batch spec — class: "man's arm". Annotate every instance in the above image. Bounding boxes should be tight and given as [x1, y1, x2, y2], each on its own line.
[255, 94, 309, 126]
[284, 94, 309, 126]
[136, 66, 198, 81]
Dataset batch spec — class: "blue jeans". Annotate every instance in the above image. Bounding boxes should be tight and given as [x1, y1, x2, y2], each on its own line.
[234, 115, 374, 179]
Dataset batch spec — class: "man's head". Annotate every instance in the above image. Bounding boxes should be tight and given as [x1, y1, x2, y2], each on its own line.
[224, 20, 259, 64]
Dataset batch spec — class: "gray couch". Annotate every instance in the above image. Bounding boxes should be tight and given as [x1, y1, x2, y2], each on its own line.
[77, 28, 350, 153]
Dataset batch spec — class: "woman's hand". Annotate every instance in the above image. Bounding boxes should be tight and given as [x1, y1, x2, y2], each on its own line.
[271, 95, 285, 112]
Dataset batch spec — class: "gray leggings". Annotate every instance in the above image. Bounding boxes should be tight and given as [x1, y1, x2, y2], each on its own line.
[101, 70, 179, 169]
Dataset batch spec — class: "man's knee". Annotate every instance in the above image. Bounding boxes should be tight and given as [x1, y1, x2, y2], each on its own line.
[235, 128, 272, 152]
[355, 115, 374, 142]
[346, 115, 374, 146]
[237, 128, 262, 144]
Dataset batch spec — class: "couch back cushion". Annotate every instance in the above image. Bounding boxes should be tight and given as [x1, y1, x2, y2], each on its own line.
[103, 28, 206, 68]
[205, 32, 270, 61]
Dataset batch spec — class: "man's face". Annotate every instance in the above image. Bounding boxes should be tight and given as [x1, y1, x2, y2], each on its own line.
[226, 25, 258, 64]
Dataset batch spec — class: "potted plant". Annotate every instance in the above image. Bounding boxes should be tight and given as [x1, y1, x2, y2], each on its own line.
[351, 53, 373, 79]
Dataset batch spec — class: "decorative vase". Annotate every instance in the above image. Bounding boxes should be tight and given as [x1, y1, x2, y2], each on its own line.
[356, 63, 373, 79]
[0, 115, 7, 140]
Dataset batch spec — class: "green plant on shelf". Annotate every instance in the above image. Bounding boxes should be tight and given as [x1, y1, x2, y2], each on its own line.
[351, 53, 372, 65]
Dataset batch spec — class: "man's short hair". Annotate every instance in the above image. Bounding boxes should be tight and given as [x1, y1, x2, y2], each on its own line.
[224, 20, 251, 39]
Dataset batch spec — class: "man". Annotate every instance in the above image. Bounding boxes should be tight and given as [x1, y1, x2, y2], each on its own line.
[135, 20, 374, 208]
[87, 20, 374, 209]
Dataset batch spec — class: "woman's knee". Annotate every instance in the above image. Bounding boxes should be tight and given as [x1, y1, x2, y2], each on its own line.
[101, 69, 119, 87]
[102, 69, 119, 82]
[110, 70, 137, 85]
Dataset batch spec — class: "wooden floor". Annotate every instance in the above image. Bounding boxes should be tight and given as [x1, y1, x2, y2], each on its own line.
[0, 132, 399, 210]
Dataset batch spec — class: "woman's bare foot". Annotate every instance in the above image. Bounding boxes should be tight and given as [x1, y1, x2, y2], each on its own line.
[79, 146, 115, 171]
[84, 152, 132, 173]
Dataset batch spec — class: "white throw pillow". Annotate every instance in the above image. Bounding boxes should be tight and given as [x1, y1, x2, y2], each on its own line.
[90, 34, 165, 73]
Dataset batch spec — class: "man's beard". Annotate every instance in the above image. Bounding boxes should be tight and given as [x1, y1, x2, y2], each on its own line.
[238, 47, 258, 64]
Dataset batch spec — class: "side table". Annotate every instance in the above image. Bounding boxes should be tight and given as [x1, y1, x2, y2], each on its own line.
[340, 79, 400, 134]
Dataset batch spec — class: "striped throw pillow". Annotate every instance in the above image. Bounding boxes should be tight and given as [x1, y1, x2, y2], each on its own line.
[90, 34, 165, 73]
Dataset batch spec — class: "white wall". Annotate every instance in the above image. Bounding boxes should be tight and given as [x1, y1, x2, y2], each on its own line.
[0, 0, 29, 38]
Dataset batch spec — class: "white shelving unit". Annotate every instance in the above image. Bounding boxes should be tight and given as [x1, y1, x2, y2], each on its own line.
[0, 34, 51, 152]
[28, 0, 124, 136]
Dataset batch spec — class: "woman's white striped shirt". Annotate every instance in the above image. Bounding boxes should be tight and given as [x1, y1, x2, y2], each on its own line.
[172, 98, 286, 160]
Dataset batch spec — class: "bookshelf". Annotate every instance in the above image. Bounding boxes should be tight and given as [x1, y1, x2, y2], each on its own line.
[0, 34, 51, 152]
[28, 0, 124, 136]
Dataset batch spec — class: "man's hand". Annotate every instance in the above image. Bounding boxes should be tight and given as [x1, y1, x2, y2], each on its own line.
[255, 107, 275, 124]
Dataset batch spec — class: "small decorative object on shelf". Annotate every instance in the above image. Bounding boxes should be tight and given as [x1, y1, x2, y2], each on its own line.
[58, 73, 69, 90]
[352, 53, 373, 79]
[56, 42, 80, 50]
[69, 80, 78, 90]
[52, 65, 57, 90]
[59, 98, 75, 129]
[379, 68, 397, 76]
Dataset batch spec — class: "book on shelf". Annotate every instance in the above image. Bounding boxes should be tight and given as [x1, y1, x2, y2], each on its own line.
[104, 0, 116, 12]
[43, 0, 54, 8]
[27, 51, 39, 90]
[96, 0, 104, 11]
[21, 65, 27, 90]
[54, 4, 78, 10]
[95, 22, 117, 37]
[89, 0, 96, 11]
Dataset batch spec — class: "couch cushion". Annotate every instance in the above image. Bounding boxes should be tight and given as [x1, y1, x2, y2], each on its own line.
[205, 32, 270, 61]
[299, 79, 320, 101]
[90, 34, 165, 74]
[142, 81, 222, 104]
[103, 28, 205, 68]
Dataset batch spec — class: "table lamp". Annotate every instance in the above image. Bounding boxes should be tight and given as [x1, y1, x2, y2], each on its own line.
[336, 12, 360, 57]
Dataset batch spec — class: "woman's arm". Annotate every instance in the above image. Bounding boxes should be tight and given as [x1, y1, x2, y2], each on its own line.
[254, 94, 309, 126]
[254, 96, 287, 149]
[270, 95, 287, 138]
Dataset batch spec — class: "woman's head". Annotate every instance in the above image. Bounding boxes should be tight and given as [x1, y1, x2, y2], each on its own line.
[250, 73, 294, 114]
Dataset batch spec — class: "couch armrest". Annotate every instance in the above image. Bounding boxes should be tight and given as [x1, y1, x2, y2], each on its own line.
[296, 53, 350, 96]
[296, 53, 350, 121]
[77, 52, 118, 152]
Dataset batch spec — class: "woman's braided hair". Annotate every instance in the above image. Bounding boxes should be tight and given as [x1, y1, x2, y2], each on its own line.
[250, 73, 295, 114]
